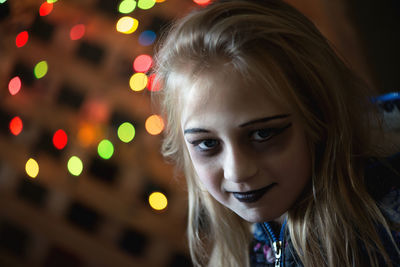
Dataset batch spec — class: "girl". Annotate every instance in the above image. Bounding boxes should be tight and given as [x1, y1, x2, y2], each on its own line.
[152, 0, 400, 266]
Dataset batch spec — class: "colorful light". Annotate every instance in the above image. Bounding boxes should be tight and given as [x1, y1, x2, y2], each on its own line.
[16, 31, 29, 48]
[147, 74, 161, 91]
[116, 16, 139, 34]
[145, 115, 164, 135]
[133, 54, 152, 73]
[117, 122, 135, 143]
[129, 73, 148, 92]
[8, 76, 22, 95]
[148, 192, 168, 211]
[97, 139, 114, 159]
[26, 158, 39, 178]
[9, 116, 23, 136]
[119, 0, 137, 13]
[39, 2, 53, 16]
[138, 0, 156, 9]
[34, 61, 48, 79]
[193, 0, 211, 5]
[70, 24, 85, 40]
[0, 0, 7, 3]
[68, 156, 83, 176]
[155, 0, 166, 2]
[139, 30, 156, 46]
[77, 123, 98, 147]
[53, 129, 68, 150]
[47, 0, 58, 3]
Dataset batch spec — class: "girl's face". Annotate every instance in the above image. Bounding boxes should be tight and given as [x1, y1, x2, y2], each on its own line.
[181, 73, 311, 222]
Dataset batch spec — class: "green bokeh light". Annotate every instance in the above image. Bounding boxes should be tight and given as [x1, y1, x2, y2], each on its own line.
[98, 139, 114, 159]
[0, 0, 8, 4]
[34, 61, 48, 79]
[68, 156, 83, 176]
[138, 0, 156, 10]
[119, 0, 137, 14]
[47, 0, 58, 3]
[118, 122, 135, 143]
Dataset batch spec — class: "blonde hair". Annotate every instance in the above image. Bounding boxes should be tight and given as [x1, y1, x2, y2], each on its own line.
[153, 0, 399, 266]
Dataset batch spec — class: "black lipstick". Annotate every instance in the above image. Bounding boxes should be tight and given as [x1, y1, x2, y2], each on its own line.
[232, 183, 276, 203]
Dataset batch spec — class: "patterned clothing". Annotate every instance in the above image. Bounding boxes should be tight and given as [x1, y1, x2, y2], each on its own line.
[250, 152, 400, 267]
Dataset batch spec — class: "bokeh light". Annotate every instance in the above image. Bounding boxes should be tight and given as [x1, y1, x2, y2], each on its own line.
[116, 16, 139, 34]
[129, 73, 148, 91]
[119, 0, 137, 13]
[0, 0, 7, 3]
[47, 0, 58, 3]
[8, 76, 22, 95]
[145, 115, 164, 135]
[77, 123, 99, 147]
[26, 158, 39, 179]
[117, 122, 135, 143]
[16, 31, 29, 47]
[97, 139, 114, 159]
[68, 156, 83, 176]
[139, 30, 156, 46]
[9, 116, 23, 136]
[133, 54, 152, 73]
[155, 0, 166, 2]
[53, 129, 68, 150]
[34, 61, 48, 79]
[138, 0, 156, 10]
[147, 74, 161, 91]
[39, 2, 53, 16]
[70, 24, 85, 40]
[148, 192, 168, 211]
[193, 0, 211, 5]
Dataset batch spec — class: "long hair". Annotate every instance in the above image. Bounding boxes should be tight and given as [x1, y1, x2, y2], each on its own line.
[153, 1, 398, 266]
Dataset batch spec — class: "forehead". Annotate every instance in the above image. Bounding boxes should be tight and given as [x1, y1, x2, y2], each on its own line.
[180, 70, 289, 128]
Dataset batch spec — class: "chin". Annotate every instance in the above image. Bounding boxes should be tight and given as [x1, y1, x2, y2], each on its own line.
[235, 206, 285, 223]
[235, 210, 273, 223]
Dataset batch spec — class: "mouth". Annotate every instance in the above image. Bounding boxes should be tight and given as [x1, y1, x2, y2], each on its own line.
[231, 183, 276, 203]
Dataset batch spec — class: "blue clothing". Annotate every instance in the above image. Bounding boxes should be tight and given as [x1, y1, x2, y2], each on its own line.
[250, 152, 400, 266]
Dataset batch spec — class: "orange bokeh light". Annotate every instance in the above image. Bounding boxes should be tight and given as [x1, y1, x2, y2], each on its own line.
[145, 115, 164, 135]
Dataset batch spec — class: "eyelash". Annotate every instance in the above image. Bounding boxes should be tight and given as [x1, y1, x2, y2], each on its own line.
[189, 123, 292, 154]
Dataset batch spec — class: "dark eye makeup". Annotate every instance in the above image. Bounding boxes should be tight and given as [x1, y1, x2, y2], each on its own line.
[187, 122, 292, 154]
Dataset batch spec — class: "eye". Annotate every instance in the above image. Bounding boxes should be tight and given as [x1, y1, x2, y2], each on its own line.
[250, 129, 274, 142]
[196, 139, 219, 151]
[250, 123, 292, 143]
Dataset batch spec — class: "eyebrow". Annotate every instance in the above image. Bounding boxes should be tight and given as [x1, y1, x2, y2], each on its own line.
[184, 128, 210, 135]
[183, 114, 290, 135]
[239, 114, 291, 127]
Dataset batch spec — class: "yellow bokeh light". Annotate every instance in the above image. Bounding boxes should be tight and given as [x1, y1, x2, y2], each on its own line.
[116, 16, 139, 34]
[148, 192, 168, 211]
[145, 115, 164, 135]
[129, 73, 148, 92]
[25, 158, 39, 178]
[155, 0, 166, 2]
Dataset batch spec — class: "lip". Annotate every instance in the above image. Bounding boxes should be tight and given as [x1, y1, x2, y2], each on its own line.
[231, 183, 276, 203]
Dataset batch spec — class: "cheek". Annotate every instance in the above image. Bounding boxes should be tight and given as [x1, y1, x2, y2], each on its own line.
[265, 127, 311, 186]
[187, 148, 221, 191]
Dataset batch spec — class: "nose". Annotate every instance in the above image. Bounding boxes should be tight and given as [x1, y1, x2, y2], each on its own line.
[223, 143, 258, 182]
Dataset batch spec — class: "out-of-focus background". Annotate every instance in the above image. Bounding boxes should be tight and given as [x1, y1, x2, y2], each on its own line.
[0, 0, 399, 266]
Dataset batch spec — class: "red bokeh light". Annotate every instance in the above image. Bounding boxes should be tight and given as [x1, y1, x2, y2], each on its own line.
[10, 116, 23, 136]
[53, 129, 68, 150]
[16, 31, 29, 48]
[133, 54, 153, 73]
[70, 24, 86, 40]
[8, 76, 22, 95]
[193, 0, 211, 6]
[39, 2, 53, 16]
[147, 74, 161, 91]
